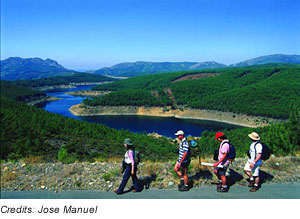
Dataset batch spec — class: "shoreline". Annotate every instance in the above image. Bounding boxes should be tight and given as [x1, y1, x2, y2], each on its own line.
[66, 90, 111, 97]
[69, 104, 285, 128]
[31, 82, 111, 92]
[27, 96, 62, 106]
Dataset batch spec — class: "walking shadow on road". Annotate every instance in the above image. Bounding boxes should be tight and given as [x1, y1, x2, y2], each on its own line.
[226, 168, 244, 188]
[188, 169, 213, 189]
[131, 174, 156, 192]
[258, 171, 274, 187]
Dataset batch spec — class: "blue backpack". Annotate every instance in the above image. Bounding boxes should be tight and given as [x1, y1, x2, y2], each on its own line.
[222, 141, 236, 161]
[187, 135, 198, 148]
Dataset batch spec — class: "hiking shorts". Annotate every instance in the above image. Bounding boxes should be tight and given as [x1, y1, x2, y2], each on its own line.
[214, 166, 228, 176]
[181, 159, 191, 168]
[244, 161, 260, 177]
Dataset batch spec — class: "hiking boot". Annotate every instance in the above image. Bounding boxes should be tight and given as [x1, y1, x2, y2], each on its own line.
[114, 189, 123, 195]
[178, 180, 184, 187]
[179, 185, 189, 192]
[216, 182, 222, 190]
[217, 186, 228, 193]
[248, 180, 255, 187]
[250, 186, 259, 192]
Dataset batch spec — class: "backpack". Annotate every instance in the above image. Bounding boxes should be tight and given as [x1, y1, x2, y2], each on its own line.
[222, 141, 236, 161]
[187, 135, 198, 148]
[133, 149, 140, 165]
[254, 142, 271, 161]
[214, 141, 236, 161]
[186, 135, 200, 162]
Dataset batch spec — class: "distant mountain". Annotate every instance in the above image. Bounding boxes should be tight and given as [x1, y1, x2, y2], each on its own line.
[94, 61, 227, 77]
[0, 57, 76, 80]
[3, 54, 299, 80]
[230, 54, 300, 67]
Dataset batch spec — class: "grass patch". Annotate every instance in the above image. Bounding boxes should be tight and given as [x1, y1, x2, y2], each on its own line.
[1, 172, 19, 182]
[110, 169, 121, 177]
[142, 162, 164, 176]
[23, 155, 44, 164]
[102, 173, 111, 181]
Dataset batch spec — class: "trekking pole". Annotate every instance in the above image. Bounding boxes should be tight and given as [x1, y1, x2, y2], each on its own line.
[197, 146, 201, 165]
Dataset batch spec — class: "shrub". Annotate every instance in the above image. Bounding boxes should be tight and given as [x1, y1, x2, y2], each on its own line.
[58, 146, 68, 162]
[102, 173, 111, 181]
[57, 146, 77, 164]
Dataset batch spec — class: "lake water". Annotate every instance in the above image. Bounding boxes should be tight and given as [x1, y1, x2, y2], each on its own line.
[42, 85, 241, 137]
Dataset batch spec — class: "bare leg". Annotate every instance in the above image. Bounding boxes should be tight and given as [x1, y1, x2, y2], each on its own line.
[173, 163, 182, 178]
[221, 175, 226, 186]
[255, 176, 259, 186]
[182, 167, 188, 186]
[244, 169, 252, 179]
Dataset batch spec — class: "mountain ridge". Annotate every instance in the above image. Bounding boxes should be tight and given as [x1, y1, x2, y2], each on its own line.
[1, 54, 300, 80]
[94, 61, 227, 77]
[229, 54, 300, 67]
[93, 54, 300, 77]
[0, 57, 76, 80]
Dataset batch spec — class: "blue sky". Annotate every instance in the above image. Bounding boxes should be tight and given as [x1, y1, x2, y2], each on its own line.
[1, 0, 299, 70]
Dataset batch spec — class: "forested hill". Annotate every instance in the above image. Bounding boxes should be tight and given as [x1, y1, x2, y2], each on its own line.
[0, 80, 46, 102]
[1, 64, 299, 162]
[0, 97, 177, 162]
[14, 73, 117, 87]
[0, 57, 77, 80]
[1, 96, 299, 162]
[85, 64, 300, 119]
[94, 61, 227, 77]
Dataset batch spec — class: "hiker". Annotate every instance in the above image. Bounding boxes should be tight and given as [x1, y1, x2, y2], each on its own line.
[243, 132, 262, 192]
[213, 132, 230, 192]
[173, 130, 190, 191]
[114, 138, 139, 194]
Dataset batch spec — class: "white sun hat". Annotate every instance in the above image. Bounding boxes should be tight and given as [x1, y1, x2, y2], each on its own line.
[175, 130, 184, 136]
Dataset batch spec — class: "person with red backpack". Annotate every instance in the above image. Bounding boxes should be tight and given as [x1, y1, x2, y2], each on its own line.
[213, 132, 231, 192]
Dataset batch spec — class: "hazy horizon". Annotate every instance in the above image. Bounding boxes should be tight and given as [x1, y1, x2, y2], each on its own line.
[1, 0, 299, 70]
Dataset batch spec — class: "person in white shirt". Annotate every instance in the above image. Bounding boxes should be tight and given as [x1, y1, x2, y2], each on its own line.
[243, 132, 262, 192]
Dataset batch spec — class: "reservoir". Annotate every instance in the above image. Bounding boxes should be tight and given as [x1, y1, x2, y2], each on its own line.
[42, 85, 241, 137]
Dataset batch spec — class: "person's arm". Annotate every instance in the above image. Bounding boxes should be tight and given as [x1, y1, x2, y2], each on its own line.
[128, 150, 135, 175]
[213, 152, 227, 167]
[213, 142, 229, 167]
[250, 153, 261, 168]
[177, 141, 189, 167]
[177, 152, 187, 167]
[250, 143, 262, 168]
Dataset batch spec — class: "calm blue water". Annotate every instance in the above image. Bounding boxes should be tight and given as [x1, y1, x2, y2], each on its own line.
[42, 85, 241, 137]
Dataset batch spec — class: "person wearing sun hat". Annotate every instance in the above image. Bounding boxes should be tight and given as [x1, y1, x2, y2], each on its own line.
[173, 130, 190, 191]
[114, 138, 139, 194]
[243, 132, 263, 192]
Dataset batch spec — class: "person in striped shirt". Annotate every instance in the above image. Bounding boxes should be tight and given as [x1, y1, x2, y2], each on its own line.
[173, 130, 190, 191]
